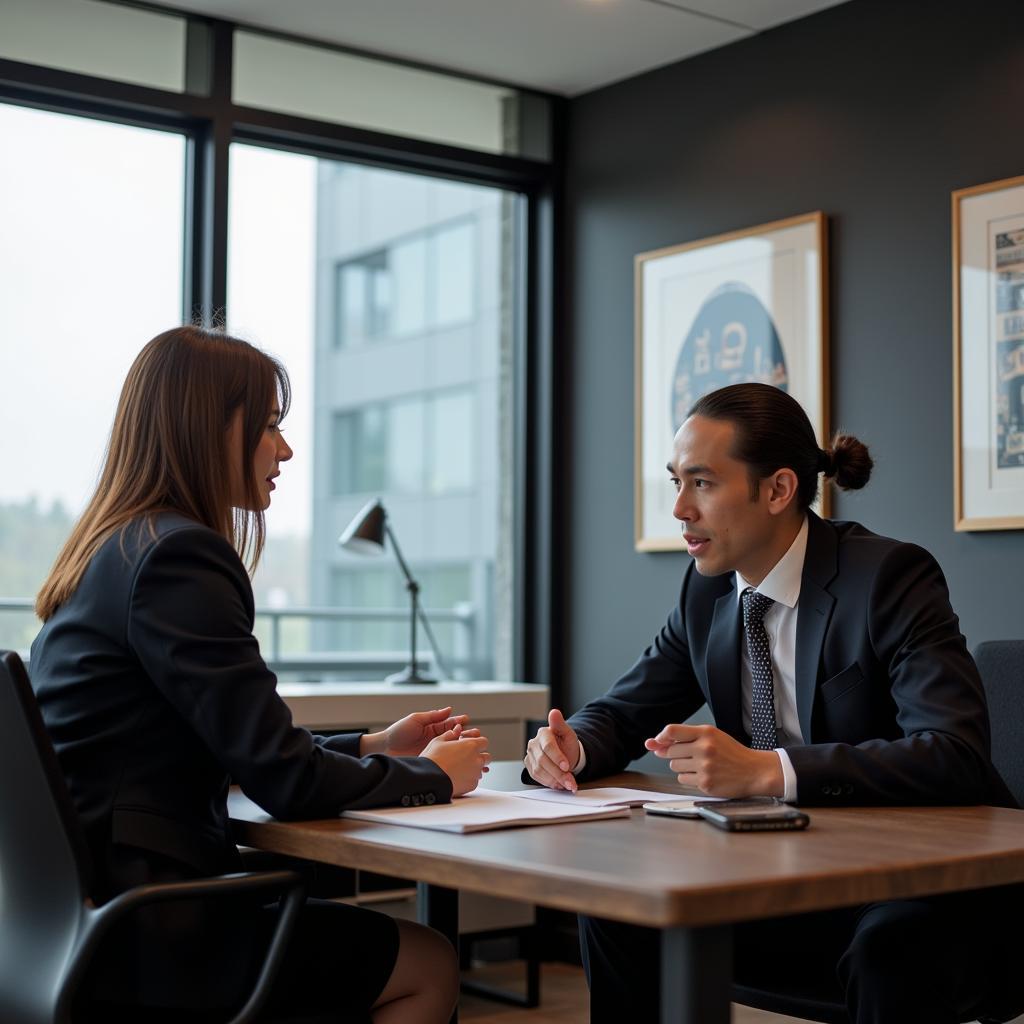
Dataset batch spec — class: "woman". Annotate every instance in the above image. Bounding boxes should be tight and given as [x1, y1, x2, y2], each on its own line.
[31, 325, 489, 1022]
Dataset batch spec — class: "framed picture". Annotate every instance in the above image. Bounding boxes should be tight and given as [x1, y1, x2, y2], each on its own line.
[634, 212, 829, 552]
[953, 173, 1024, 531]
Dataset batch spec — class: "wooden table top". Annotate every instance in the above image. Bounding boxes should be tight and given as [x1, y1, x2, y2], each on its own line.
[229, 764, 1024, 929]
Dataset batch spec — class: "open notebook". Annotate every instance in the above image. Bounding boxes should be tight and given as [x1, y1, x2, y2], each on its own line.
[342, 787, 684, 833]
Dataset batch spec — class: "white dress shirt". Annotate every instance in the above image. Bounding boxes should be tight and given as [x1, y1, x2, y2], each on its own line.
[574, 517, 809, 802]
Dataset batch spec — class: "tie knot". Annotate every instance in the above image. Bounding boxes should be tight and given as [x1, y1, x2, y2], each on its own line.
[742, 588, 774, 626]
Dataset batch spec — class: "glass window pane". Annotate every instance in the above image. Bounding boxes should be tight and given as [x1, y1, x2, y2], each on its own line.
[0, 0, 186, 91]
[337, 262, 368, 348]
[0, 103, 185, 655]
[233, 29, 550, 160]
[391, 237, 428, 337]
[433, 221, 475, 327]
[388, 398, 426, 495]
[429, 391, 474, 494]
[359, 405, 388, 493]
[229, 144, 520, 681]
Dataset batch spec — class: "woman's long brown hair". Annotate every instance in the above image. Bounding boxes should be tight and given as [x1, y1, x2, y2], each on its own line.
[35, 325, 290, 621]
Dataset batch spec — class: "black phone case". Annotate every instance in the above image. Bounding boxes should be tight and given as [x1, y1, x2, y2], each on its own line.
[697, 807, 810, 831]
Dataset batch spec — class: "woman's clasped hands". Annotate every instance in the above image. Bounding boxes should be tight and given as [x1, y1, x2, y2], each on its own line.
[360, 707, 491, 796]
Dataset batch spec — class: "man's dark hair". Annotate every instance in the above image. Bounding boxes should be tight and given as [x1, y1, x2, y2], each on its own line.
[687, 383, 873, 511]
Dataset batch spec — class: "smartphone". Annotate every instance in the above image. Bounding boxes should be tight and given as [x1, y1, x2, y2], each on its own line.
[696, 797, 810, 832]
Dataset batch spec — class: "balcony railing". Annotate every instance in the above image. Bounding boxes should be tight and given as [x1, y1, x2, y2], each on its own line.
[0, 598, 482, 680]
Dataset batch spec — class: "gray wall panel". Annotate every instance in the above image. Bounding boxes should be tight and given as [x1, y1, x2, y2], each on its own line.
[563, 0, 1024, 713]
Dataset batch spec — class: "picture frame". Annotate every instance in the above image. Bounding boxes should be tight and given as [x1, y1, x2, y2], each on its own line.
[634, 212, 829, 552]
[953, 173, 1024, 531]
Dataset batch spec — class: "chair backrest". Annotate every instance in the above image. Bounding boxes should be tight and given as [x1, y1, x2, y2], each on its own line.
[974, 640, 1024, 808]
[0, 650, 95, 1024]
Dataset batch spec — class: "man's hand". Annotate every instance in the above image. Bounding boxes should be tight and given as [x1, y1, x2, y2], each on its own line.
[422, 724, 491, 796]
[645, 724, 784, 798]
[524, 709, 581, 792]
[361, 707, 482, 758]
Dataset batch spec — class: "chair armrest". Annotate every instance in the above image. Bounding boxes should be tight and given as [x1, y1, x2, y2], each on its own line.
[65, 871, 306, 1024]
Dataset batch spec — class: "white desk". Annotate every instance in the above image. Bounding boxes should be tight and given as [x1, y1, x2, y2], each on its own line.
[278, 681, 550, 760]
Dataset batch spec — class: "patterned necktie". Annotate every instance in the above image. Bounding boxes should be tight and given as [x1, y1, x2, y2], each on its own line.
[742, 588, 777, 750]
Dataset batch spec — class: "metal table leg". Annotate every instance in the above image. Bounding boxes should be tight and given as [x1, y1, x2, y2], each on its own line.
[661, 924, 732, 1024]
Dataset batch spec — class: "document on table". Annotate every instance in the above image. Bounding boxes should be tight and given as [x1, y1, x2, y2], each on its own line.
[342, 786, 700, 833]
[342, 788, 633, 833]
[512, 786, 692, 808]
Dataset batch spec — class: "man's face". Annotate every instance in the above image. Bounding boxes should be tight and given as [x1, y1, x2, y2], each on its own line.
[668, 415, 785, 582]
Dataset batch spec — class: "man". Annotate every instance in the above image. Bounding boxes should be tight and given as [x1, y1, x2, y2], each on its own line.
[525, 383, 1017, 1024]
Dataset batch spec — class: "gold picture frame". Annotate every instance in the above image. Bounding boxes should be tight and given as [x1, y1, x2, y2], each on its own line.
[634, 212, 829, 552]
[953, 173, 1024, 531]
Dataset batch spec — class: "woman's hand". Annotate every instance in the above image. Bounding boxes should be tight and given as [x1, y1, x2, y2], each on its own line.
[360, 707, 481, 758]
[422, 724, 491, 796]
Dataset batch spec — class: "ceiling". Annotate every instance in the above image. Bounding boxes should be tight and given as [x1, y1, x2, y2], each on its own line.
[161, 0, 850, 97]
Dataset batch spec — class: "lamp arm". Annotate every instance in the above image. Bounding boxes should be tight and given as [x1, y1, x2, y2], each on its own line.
[416, 605, 452, 681]
[383, 521, 418, 589]
[383, 519, 451, 680]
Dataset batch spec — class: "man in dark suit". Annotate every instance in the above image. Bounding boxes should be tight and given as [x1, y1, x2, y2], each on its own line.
[525, 383, 1018, 1024]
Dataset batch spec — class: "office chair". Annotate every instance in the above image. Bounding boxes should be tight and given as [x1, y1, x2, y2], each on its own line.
[0, 649, 307, 1024]
[974, 639, 1024, 807]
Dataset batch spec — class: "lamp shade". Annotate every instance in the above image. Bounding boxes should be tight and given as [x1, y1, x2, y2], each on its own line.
[337, 498, 387, 555]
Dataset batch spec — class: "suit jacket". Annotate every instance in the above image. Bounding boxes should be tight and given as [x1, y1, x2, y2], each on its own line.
[568, 513, 1014, 806]
[30, 513, 452, 895]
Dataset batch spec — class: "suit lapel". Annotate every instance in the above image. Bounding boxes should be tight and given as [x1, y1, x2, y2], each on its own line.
[795, 513, 839, 741]
[705, 582, 745, 741]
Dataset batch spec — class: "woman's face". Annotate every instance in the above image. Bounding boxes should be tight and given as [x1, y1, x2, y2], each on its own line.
[227, 404, 293, 511]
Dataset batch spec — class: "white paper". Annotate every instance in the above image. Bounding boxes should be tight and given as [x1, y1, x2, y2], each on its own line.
[511, 786, 688, 808]
[342, 789, 631, 833]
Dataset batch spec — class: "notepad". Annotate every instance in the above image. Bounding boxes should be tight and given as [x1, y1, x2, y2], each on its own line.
[343, 789, 632, 833]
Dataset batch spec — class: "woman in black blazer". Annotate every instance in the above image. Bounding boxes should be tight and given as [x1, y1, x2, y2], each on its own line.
[31, 325, 487, 1022]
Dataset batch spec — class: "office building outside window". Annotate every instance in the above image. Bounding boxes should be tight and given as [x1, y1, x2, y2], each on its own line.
[230, 149, 518, 682]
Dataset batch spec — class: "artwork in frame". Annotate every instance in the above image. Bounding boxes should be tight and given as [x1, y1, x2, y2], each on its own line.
[953, 173, 1024, 531]
[634, 212, 829, 552]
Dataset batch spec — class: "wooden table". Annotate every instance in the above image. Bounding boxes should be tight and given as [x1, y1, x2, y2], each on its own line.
[229, 765, 1024, 1023]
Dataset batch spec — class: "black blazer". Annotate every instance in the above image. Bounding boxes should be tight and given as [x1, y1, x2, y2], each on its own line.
[568, 513, 1014, 806]
[30, 513, 452, 893]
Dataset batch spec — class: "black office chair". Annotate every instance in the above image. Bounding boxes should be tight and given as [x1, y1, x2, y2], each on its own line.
[974, 639, 1024, 807]
[0, 649, 307, 1024]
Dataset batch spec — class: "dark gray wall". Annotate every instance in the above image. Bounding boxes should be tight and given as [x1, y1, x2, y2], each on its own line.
[561, 0, 1024, 713]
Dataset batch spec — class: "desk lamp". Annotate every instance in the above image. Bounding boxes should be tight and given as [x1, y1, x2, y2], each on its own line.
[338, 498, 446, 685]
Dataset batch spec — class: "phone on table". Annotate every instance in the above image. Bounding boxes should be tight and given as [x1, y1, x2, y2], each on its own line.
[696, 797, 809, 832]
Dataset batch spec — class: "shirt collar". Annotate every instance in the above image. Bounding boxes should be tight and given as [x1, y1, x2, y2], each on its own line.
[734, 516, 809, 609]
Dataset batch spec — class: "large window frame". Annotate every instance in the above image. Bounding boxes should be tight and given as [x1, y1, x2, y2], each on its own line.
[0, 7, 562, 687]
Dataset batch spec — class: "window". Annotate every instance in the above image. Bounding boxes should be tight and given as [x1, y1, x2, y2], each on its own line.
[434, 221, 475, 327]
[231, 148, 516, 680]
[1, 14, 546, 684]
[334, 221, 475, 348]
[428, 391, 474, 494]
[233, 30, 550, 159]
[0, 102, 185, 655]
[331, 390, 474, 497]
[0, 0, 187, 92]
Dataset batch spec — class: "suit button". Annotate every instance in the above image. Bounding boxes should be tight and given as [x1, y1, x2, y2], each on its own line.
[425, 793, 436, 805]
[821, 786, 830, 795]
[844, 784, 854, 795]
[401, 795, 411, 807]
[413, 794, 423, 806]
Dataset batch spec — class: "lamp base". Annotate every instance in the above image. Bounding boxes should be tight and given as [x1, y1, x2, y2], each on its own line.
[385, 664, 438, 685]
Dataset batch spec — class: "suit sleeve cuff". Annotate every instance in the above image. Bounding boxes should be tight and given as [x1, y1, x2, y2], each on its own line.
[775, 748, 798, 803]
